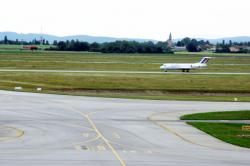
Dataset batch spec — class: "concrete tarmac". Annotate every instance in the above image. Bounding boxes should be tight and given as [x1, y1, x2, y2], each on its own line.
[0, 90, 250, 166]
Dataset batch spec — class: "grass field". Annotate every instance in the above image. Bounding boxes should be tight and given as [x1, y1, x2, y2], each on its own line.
[181, 111, 250, 120]
[187, 122, 250, 148]
[182, 111, 250, 148]
[0, 51, 250, 72]
[0, 49, 249, 101]
[0, 44, 53, 51]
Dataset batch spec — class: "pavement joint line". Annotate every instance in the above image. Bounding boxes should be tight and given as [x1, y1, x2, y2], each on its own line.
[0, 125, 24, 142]
[61, 123, 94, 131]
[68, 108, 126, 166]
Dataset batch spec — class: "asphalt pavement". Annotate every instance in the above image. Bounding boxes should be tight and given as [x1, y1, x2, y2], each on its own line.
[0, 90, 250, 166]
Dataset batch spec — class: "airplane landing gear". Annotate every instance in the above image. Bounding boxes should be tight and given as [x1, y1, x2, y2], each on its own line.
[182, 69, 190, 73]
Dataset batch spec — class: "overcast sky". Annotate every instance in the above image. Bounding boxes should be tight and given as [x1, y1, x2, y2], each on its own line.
[0, 0, 249, 40]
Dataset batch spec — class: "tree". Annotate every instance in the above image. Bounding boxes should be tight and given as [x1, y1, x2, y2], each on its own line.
[229, 40, 232, 46]
[215, 43, 230, 53]
[176, 41, 184, 47]
[156, 41, 172, 53]
[186, 39, 200, 52]
[53, 40, 58, 45]
[42, 39, 46, 45]
[182, 37, 191, 46]
[89, 42, 101, 52]
[144, 41, 155, 53]
[4, 35, 8, 44]
[77, 42, 89, 51]
[48, 40, 174, 53]
[57, 41, 66, 51]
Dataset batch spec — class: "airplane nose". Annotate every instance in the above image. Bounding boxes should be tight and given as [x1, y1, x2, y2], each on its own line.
[160, 65, 164, 70]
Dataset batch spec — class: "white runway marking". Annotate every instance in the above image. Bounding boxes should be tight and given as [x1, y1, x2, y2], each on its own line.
[97, 145, 106, 151]
[82, 133, 89, 137]
[112, 133, 121, 139]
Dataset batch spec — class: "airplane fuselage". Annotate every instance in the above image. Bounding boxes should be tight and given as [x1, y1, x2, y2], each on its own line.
[160, 57, 211, 72]
[160, 63, 207, 70]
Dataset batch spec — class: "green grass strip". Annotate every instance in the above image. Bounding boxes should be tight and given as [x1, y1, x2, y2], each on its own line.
[181, 111, 250, 120]
[188, 122, 250, 148]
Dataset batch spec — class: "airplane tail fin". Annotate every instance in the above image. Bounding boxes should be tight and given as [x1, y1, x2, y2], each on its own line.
[199, 57, 211, 64]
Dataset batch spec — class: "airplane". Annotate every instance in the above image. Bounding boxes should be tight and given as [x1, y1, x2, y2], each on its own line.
[160, 57, 211, 72]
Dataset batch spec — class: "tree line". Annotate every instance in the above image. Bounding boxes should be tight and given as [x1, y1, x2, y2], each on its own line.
[176, 37, 250, 53]
[48, 40, 173, 53]
[0, 35, 50, 45]
[1, 35, 173, 53]
[2, 34, 250, 53]
[215, 40, 250, 53]
[176, 37, 211, 52]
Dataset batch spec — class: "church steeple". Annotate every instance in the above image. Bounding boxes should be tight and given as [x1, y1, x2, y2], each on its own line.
[167, 32, 173, 48]
[169, 33, 172, 41]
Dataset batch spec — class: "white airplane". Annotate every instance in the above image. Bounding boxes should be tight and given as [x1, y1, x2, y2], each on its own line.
[160, 57, 211, 72]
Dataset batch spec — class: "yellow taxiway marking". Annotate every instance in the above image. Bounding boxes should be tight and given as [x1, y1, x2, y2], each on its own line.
[148, 112, 231, 150]
[0, 126, 24, 142]
[148, 112, 208, 146]
[68, 108, 126, 166]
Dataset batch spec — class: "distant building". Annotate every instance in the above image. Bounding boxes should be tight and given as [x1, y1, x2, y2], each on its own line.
[23, 45, 38, 50]
[229, 46, 250, 53]
[229, 46, 240, 53]
[174, 46, 187, 52]
[206, 46, 216, 52]
[167, 33, 173, 48]
[201, 44, 215, 52]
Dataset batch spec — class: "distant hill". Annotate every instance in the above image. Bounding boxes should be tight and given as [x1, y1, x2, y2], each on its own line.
[208, 36, 250, 44]
[1, 32, 250, 44]
[174, 36, 250, 44]
[0, 32, 157, 44]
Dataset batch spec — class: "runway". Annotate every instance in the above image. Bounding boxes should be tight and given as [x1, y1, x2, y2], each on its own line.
[0, 69, 250, 75]
[0, 90, 250, 166]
